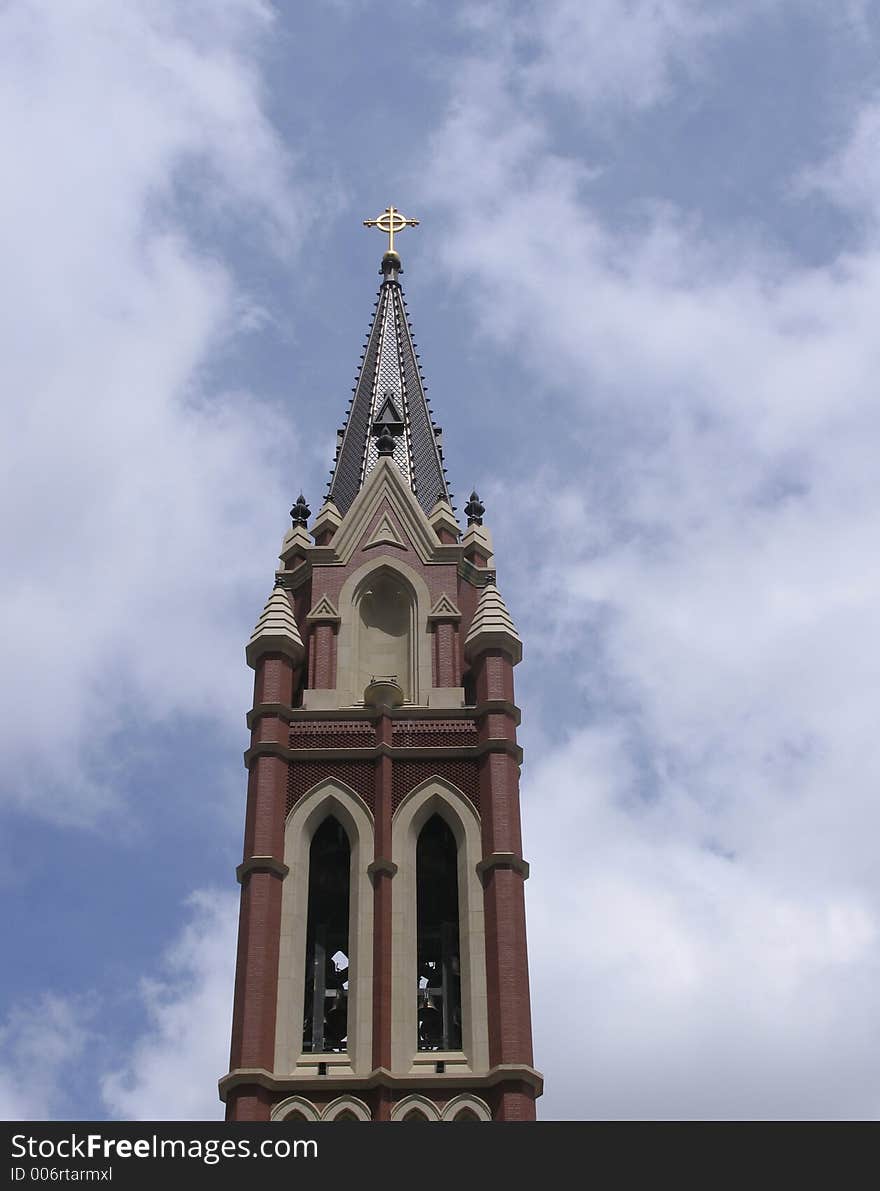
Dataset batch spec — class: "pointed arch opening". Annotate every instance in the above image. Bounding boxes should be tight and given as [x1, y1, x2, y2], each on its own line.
[416, 814, 462, 1052]
[391, 778, 489, 1075]
[302, 816, 350, 1055]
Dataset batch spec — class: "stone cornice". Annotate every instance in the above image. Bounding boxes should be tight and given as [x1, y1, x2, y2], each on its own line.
[476, 852, 530, 882]
[274, 560, 311, 590]
[458, 559, 496, 587]
[218, 1063, 544, 1102]
[236, 856, 290, 883]
[367, 858, 398, 882]
[246, 699, 520, 730]
[244, 739, 523, 768]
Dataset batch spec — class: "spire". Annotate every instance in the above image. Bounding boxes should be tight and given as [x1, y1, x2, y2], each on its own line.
[246, 583, 304, 667]
[327, 209, 451, 517]
[464, 582, 523, 665]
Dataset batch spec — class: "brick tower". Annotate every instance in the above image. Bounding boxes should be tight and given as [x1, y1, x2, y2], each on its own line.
[220, 210, 542, 1122]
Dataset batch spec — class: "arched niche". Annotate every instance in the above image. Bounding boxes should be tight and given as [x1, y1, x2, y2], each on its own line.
[270, 1095, 319, 1122]
[391, 777, 489, 1076]
[441, 1094, 492, 1122]
[322, 1095, 371, 1122]
[391, 1094, 442, 1122]
[355, 567, 415, 700]
[335, 557, 433, 706]
[276, 780, 374, 1078]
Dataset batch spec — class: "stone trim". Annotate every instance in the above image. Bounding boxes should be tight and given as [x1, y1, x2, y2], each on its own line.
[279, 524, 312, 566]
[390, 778, 489, 1077]
[441, 1093, 492, 1122]
[476, 852, 530, 882]
[218, 1063, 544, 1101]
[246, 587, 305, 668]
[367, 858, 398, 882]
[335, 556, 432, 709]
[427, 593, 462, 622]
[321, 1094, 372, 1122]
[311, 500, 342, 540]
[328, 457, 452, 566]
[390, 1094, 441, 1122]
[464, 583, 522, 666]
[458, 560, 496, 587]
[306, 594, 341, 624]
[236, 856, 290, 883]
[246, 699, 521, 729]
[275, 561, 311, 590]
[363, 512, 407, 551]
[270, 1094, 320, 1122]
[276, 779, 375, 1078]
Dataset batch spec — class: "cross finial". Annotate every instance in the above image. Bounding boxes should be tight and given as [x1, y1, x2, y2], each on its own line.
[363, 205, 420, 257]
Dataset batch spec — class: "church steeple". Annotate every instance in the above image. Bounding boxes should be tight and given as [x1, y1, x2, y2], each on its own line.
[221, 215, 541, 1124]
[327, 208, 450, 516]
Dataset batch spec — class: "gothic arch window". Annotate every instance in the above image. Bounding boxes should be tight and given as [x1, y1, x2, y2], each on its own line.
[302, 817, 350, 1055]
[278, 781, 374, 1077]
[354, 567, 416, 701]
[390, 779, 490, 1075]
[416, 815, 462, 1052]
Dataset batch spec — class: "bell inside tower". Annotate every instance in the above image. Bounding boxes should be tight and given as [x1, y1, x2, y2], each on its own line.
[302, 817, 350, 1054]
[416, 815, 462, 1051]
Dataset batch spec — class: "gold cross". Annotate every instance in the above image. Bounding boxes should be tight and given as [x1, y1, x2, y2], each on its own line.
[363, 205, 420, 256]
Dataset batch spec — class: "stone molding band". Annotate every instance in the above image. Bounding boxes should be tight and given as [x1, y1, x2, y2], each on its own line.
[476, 852, 530, 881]
[219, 1062, 543, 1102]
[246, 699, 521, 729]
[235, 856, 290, 883]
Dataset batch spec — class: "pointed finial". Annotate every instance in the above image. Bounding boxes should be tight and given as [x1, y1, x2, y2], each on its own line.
[465, 489, 485, 526]
[290, 493, 311, 526]
[363, 205, 420, 271]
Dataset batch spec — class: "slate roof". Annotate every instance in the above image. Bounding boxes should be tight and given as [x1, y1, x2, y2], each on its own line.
[327, 255, 451, 516]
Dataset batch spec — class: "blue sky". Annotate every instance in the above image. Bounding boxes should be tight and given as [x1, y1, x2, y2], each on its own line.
[2, 0, 880, 1120]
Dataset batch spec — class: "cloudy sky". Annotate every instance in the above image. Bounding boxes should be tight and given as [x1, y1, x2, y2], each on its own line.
[2, 0, 880, 1121]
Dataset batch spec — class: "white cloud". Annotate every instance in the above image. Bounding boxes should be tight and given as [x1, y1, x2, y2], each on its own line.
[798, 97, 880, 222]
[101, 889, 238, 1121]
[0, 0, 307, 824]
[515, 0, 735, 115]
[421, 2, 880, 1117]
[0, 994, 90, 1120]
